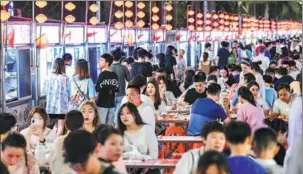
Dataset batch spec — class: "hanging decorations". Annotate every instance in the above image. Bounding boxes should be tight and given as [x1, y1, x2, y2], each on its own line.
[124, 1, 134, 28]
[187, 5, 195, 31]
[64, 2, 76, 23]
[35, 0, 48, 23]
[1, 9, 10, 22]
[136, 2, 145, 28]
[196, 11, 203, 31]
[165, 2, 173, 31]
[89, 3, 100, 25]
[114, 1, 124, 29]
[151, 5, 160, 30]
[204, 11, 212, 31]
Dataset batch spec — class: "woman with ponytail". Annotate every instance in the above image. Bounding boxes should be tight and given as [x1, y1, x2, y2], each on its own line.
[237, 86, 267, 134]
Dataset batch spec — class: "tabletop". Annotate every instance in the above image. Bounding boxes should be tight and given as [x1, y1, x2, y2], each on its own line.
[157, 136, 202, 143]
[125, 159, 178, 168]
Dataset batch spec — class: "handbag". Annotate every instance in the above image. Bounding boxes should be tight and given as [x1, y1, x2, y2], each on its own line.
[68, 76, 90, 110]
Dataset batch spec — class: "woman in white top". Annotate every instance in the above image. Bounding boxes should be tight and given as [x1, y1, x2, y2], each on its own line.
[44, 58, 70, 136]
[20, 107, 56, 152]
[272, 84, 295, 120]
[145, 80, 167, 116]
[117, 103, 158, 160]
[248, 82, 270, 116]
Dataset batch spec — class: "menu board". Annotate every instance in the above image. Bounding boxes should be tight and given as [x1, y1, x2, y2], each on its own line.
[178, 30, 188, 42]
[6, 24, 31, 44]
[87, 27, 107, 43]
[36, 25, 60, 44]
[65, 26, 84, 44]
[137, 30, 149, 42]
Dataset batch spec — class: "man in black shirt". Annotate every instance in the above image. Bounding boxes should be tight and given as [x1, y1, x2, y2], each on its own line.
[184, 73, 207, 105]
[130, 48, 153, 81]
[96, 53, 119, 126]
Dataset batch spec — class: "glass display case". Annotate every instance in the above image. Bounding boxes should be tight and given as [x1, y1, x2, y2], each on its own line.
[5, 48, 31, 102]
[39, 47, 63, 96]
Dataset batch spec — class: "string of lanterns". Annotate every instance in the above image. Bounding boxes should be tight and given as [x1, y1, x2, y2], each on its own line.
[114, 1, 124, 29]
[64, 2, 76, 23]
[89, 3, 100, 25]
[165, 2, 173, 31]
[187, 6, 195, 31]
[136, 2, 145, 28]
[151, 4, 160, 30]
[35, 0, 48, 23]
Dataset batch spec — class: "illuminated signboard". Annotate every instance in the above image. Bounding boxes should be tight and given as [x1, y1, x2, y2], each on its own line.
[137, 30, 149, 42]
[36, 25, 60, 44]
[178, 30, 188, 42]
[65, 26, 84, 44]
[87, 27, 107, 43]
[154, 30, 165, 42]
[109, 29, 135, 43]
[7, 24, 31, 44]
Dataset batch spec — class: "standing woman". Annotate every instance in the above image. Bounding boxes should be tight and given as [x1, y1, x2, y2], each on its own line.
[237, 86, 267, 134]
[199, 52, 211, 75]
[165, 45, 177, 81]
[228, 47, 238, 65]
[69, 59, 96, 110]
[44, 58, 69, 136]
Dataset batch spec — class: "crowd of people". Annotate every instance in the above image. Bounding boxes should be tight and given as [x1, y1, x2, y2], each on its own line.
[0, 35, 302, 174]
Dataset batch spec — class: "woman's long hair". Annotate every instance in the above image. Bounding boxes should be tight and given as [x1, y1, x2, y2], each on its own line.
[75, 59, 90, 80]
[145, 80, 162, 110]
[52, 58, 65, 74]
[238, 86, 256, 106]
[117, 103, 145, 134]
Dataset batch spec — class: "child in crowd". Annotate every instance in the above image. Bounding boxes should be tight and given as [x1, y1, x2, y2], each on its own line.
[195, 150, 230, 174]
[253, 128, 283, 174]
[175, 122, 226, 174]
[226, 121, 266, 174]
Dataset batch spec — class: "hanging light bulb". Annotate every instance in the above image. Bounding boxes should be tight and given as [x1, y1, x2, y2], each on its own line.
[188, 10, 194, 16]
[196, 13, 203, 19]
[65, 2, 76, 11]
[152, 23, 160, 30]
[36, 13, 48, 23]
[137, 2, 145, 9]
[65, 15, 76, 23]
[165, 15, 173, 21]
[188, 25, 195, 31]
[188, 18, 195, 23]
[114, 1, 124, 7]
[1, 10, 10, 22]
[125, 10, 133, 18]
[206, 12, 211, 18]
[165, 4, 173, 11]
[89, 4, 99, 12]
[197, 26, 203, 31]
[1, 1, 10, 6]
[166, 24, 172, 31]
[114, 10, 124, 19]
[89, 16, 99, 25]
[125, 20, 133, 28]
[35, 1, 47, 8]
[152, 15, 159, 22]
[115, 22, 124, 29]
[137, 11, 145, 18]
[196, 20, 203, 25]
[137, 20, 145, 28]
[212, 14, 218, 19]
[125, 1, 133, 8]
[152, 6, 159, 13]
